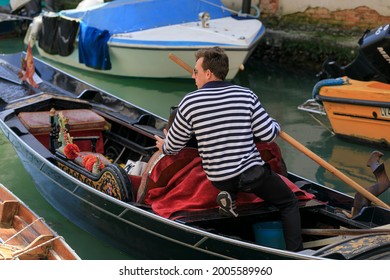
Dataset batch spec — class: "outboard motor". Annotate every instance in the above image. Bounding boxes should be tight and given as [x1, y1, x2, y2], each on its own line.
[318, 23, 390, 83]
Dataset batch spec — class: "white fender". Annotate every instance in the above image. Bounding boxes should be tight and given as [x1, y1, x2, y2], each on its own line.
[23, 15, 42, 46]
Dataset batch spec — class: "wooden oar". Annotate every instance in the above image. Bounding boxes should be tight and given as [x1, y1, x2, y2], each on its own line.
[168, 53, 193, 75]
[279, 131, 390, 209]
[167, 52, 390, 210]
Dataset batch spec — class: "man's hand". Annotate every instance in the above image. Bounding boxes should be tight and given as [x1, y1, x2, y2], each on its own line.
[154, 129, 168, 152]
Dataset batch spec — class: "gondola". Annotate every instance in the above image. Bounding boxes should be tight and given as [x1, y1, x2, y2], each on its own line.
[0, 52, 390, 260]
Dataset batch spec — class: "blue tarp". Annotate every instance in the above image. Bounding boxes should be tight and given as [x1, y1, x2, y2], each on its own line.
[78, 21, 111, 70]
[60, 0, 232, 35]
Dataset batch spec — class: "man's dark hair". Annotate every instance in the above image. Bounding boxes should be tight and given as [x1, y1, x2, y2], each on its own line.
[195, 47, 229, 80]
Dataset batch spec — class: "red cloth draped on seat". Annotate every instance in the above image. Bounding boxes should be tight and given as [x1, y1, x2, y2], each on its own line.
[144, 143, 315, 219]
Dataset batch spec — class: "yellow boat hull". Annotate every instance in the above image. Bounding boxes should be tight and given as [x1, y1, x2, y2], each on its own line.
[320, 78, 390, 146]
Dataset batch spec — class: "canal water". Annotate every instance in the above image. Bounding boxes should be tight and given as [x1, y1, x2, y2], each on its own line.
[1, 37, 389, 259]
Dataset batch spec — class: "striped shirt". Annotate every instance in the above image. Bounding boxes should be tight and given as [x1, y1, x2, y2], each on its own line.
[162, 81, 281, 181]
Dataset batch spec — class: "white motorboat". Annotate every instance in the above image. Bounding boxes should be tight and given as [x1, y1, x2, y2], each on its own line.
[25, 0, 265, 79]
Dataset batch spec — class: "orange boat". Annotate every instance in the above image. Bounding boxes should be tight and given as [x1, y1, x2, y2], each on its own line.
[299, 23, 390, 147]
[299, 77, 390, 147]
[0, 183, 80, 260]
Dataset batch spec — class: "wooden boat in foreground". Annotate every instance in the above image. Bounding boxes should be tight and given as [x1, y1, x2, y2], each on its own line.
[298, 77, 390, 147]
[0, 183, 80, 260]
[1, 52, 390, 260]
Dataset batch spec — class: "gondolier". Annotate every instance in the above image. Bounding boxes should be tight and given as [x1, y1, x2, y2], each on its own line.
[155, 46, 303, 252]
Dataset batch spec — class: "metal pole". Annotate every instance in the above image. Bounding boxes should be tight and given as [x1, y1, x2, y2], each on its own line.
[241, 0, 251, 14]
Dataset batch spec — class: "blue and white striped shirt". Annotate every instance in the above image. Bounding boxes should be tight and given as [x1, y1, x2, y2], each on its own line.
[163, 81, 281, 181]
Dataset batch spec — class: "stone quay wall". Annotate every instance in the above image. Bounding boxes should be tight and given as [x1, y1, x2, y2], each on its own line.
[223, 1, 390, 70]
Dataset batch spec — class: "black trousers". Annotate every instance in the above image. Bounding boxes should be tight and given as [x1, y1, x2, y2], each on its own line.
[211, 164, 303, 252]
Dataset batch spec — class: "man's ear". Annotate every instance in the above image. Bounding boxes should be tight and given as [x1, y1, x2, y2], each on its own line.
[206, 69, 213, 79]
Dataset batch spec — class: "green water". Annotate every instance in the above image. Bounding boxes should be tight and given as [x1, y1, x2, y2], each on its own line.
[1, 38, 389, 259]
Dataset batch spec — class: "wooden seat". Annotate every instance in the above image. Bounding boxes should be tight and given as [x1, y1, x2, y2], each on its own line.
[0, 200, 19, 227]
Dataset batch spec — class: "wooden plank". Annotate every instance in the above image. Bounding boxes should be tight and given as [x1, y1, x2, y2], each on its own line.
[302, 226, 390, 236]
[303, 236, 350, 249]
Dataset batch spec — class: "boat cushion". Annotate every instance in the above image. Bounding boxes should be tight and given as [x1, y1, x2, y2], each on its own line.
[19, 109, 106, 153]
[18, 109, 106, 134]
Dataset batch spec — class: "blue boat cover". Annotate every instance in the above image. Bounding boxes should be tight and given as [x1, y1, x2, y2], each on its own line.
[60, 0, 232, 34]
[78, 21, 111, 70]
